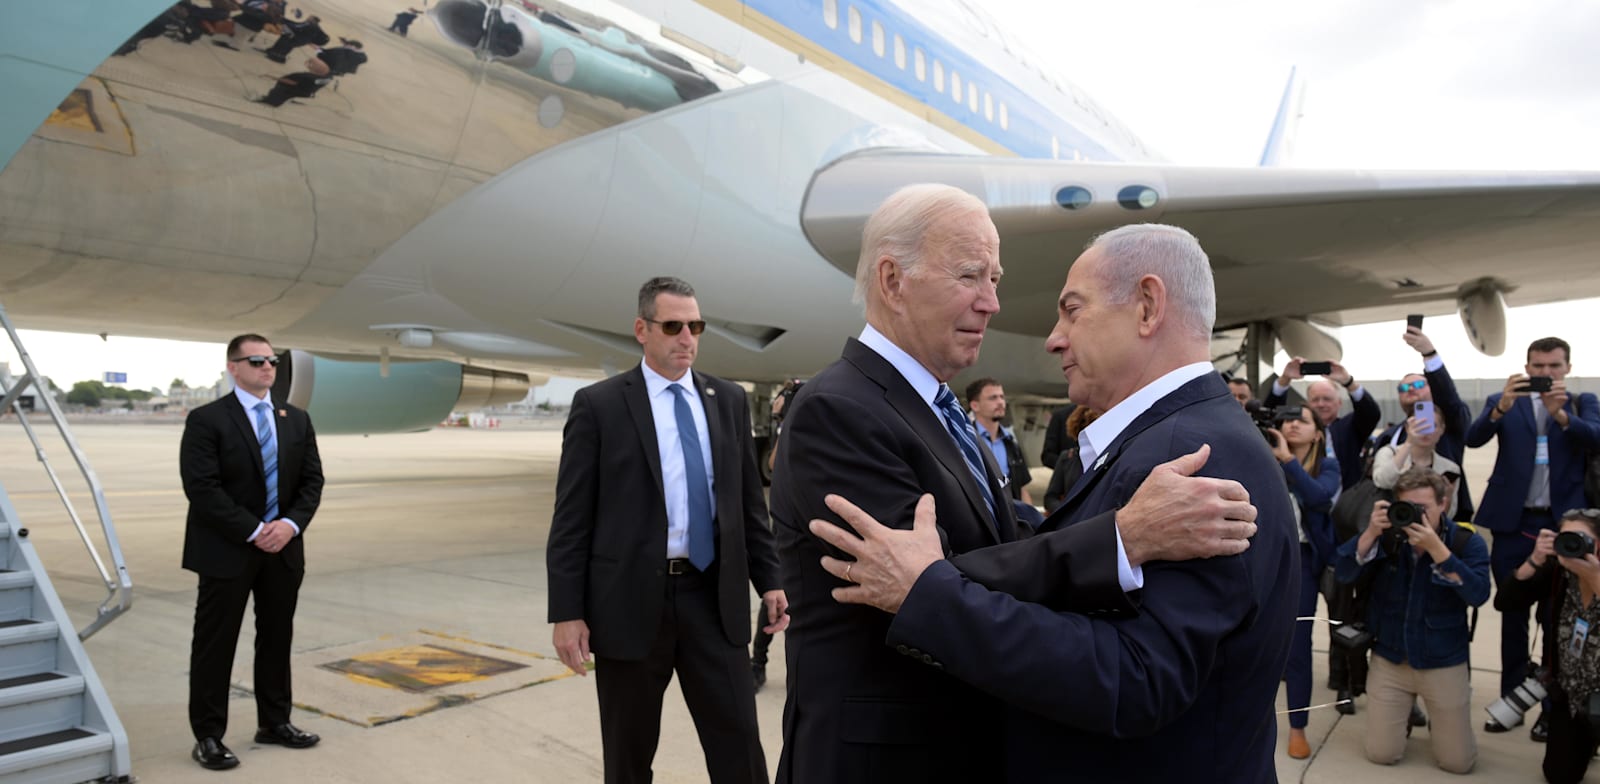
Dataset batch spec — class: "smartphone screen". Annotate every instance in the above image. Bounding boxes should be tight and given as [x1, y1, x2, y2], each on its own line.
[1413, 400, 1434, 434]
[1406, 314, 1424, 329]
[1299, 361, 1333, 376]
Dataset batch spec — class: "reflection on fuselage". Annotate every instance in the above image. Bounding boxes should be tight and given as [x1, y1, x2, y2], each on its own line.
[0, 0, 741, 348]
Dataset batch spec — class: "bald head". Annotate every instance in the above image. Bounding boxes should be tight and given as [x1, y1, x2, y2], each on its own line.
[1086, 224, 1215, 342]
[1306, 379, 1343, 426]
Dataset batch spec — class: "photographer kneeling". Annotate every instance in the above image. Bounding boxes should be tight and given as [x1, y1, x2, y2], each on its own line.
[1495, 509, 1600, 783]
[1336, 468, 1491, 773]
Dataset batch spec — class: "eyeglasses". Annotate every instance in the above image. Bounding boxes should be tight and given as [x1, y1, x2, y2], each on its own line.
[644, 318, 706, 336]
[229, 355, 280, 368]
[1397, 380, 1427, 393]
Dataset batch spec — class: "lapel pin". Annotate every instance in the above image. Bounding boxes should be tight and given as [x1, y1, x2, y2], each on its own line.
[1093, 453, 1108, 471]
[278, 409, 287, 417]
[705, 387, 715, 397]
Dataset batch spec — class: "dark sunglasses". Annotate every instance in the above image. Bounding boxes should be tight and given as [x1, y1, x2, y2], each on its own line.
[645, 318, 706, 336]
[229, 355, 280, 368]
[1397, 380, 1427, 393]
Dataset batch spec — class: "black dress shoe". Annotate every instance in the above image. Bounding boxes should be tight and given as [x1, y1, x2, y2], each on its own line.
[1532, 713, 1550, 743]
[193, 737, 240, 770]
[1335, 689, 1355, 715]
[751, 664, 766, 692]
[1410, 702, 1429, 727]
[255, 723, 319, 749]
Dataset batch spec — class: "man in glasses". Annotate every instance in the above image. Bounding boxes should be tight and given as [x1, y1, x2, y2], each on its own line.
[180, 334, 323, 770]
[546, 276, 785, 784]
[770, 187, 1267, 782]
[1468, 336, 1600, 738]
[1266, 357, 1380, 491]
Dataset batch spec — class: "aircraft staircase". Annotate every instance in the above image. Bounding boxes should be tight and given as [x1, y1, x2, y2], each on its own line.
[0, 304, 132, 783]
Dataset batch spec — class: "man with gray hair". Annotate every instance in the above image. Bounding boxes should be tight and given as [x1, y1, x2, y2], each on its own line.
[771, 190, 1267, 782]
[806, 222, 1297, 782]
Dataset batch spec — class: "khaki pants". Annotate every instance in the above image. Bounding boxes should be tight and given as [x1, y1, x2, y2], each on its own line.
[1365, 656, 1476, 773]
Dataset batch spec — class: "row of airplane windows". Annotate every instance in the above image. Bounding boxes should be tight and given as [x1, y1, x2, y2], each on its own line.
[822, 0, 1012, 132]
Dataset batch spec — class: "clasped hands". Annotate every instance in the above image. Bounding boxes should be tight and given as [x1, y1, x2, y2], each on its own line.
[811, 444, 1259, 614]
[254, 519, 295, 553]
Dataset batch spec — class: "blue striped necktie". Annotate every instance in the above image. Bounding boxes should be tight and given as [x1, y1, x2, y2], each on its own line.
[933, 385, 995, 520]
[669, 384, 715, 570]
[254, 401, 279, 522]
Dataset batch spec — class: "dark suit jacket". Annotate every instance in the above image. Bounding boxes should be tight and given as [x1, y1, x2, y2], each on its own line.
[1039, 403, 1076, 467]
[1268, 383, 1380, 491]
[772, 338, 1087, 783]
[886, 372, 1299, 783]
[1465, 391, 1600, 534]
[546, 365, 780, 659]
[180, 394, 322, 578]
[1375, 362, 1475, 520]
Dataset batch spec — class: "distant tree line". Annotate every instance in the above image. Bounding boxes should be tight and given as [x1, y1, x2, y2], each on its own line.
[66, 380, 154, 409]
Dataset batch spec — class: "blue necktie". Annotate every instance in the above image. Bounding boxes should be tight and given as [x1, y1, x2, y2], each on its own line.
[933, 385, 996, 520]
[669, 384, 715, 570]
[254, 401, 279, 522]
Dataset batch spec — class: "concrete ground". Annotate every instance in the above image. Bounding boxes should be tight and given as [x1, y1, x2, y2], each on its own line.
[0, 421, 1557, 782]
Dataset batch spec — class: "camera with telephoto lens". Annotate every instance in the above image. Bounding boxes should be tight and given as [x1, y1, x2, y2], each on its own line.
[1486, 667, 1551, 729]
[1244, 401, 1300, 447]
[1555, 530, 1597, 559]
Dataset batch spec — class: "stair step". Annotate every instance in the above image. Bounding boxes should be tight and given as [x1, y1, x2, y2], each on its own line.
[0, 621, 53, 646]
[0, 574, 30, 592]
[0, 673, 80, 710]
[0, 727, 113, 781]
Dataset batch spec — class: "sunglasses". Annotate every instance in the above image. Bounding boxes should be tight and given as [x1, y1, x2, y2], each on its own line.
[645, 318, 706, 336]
[229, 355, 280, 368]
[1568, 508, 1600, 520]
[1397, 380, 1427, 393]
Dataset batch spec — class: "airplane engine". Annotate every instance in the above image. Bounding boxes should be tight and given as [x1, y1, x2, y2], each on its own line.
[1267, 317, 1344, 363]
[1457, 281, 1508, 356]
[270, 350, 530, 434]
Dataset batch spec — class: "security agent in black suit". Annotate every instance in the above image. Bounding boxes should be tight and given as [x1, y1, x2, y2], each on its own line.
[547, 277, 786, 784]
[1039, 402, 1076, 467]
[1266, 359, 1381, 491]
[182, 334, 323, 770]
[771, 188, 1253, 783]
[810, 224, 1284, 782]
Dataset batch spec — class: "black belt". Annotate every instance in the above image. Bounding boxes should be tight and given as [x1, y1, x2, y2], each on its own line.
[1525, 507, 1553, 515]
[666, 558, 700, 576]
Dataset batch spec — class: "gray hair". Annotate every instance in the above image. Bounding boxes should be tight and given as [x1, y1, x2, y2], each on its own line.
[1086, 224, 1216, 340]
[853, 184, 990, 306]
[637, 276, 696, 319]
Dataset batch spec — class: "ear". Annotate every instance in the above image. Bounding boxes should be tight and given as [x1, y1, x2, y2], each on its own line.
[634, 317, 648, 346]
[875, 256, 905, 311]
[1135, 274, 1167, 337]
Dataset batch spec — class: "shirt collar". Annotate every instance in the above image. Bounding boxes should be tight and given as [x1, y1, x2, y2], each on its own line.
[233, 385, 271, 411]
[1079, 362, 1217, 471]
[641, 361, 693, 399]
[858, 323, 941, 412]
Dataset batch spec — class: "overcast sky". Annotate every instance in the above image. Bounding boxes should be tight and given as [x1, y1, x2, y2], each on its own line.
[3, 0, 1598, 395]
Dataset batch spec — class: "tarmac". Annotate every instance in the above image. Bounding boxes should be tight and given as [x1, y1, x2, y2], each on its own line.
[0, 420, 1555, 782]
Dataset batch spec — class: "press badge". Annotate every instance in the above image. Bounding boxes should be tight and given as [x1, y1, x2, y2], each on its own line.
[1573, 618, 1590, 657]
[1536, 435, 1550, 466]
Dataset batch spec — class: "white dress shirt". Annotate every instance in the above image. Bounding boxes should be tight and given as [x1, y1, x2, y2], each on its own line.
[1076, 362, 1221, 590]
[233, 386, 299, 541]
[641, 362, 716, 559]
[857, 326, 1141, 591]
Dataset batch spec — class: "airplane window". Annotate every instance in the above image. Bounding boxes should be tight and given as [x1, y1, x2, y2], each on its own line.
[933, 60, 944, 91]
[848, 6, 861, 43]
[1118, 185, 1160, 210]
[894, 34, 906, 69]
[999, 102, 1009, 130]
[1055, 186, 1092, 210]
[951, 71, 961, 103]
[968, 84, 977, 113]
[984, 92, 993, 122]
[872, 21, 884, 57]
[914, 47, 926, 80]
[824, 0, 838, 29]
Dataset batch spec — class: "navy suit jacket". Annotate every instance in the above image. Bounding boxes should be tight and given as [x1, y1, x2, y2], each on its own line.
[1267, 384, 1380, 491]
[1285, 455, 1340, 572]
[1465, 392, 1600, 534]
[885, 372, 1298, 783]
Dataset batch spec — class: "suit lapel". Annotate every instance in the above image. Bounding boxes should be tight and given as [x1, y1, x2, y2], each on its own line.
[692, 371, 727, 507]
[225, 395, 265, 475]
[622, 367, 666, 498]
[843, 339, 1000, 544]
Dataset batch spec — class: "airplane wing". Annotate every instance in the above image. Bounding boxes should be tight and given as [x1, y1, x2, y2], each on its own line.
[801, 152, 1600, 350]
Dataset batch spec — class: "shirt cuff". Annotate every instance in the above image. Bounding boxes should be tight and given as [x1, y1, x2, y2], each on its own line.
[1356, 542, 1382, 565]
[1423, 354, 1445, 373]
[1350, 385, 1367, 401]
[283, 518, 301, 536]
[1430, 563, 1464, 585]
[1272, 379, 1290, 397]
[246, 522, 265, 542]
[1113, 526, 1145, 591]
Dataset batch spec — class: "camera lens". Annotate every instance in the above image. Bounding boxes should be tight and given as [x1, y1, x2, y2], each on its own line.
[1555, 530, 1596, 559]
[1387, 501, 1421, 527]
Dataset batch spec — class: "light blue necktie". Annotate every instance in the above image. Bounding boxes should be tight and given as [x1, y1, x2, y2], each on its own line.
[254, 401, 279, 522]
[669, 384, 715, 570]
[933, 385, 996, 520]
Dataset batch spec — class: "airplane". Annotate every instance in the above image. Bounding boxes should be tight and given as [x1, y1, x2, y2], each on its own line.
[3, 0, 1600, 436]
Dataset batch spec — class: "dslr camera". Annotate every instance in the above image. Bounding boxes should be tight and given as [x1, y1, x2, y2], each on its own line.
[1487, 667, 1551, 729]
[1380, 500, 1429, 552]
[1244, 401, 1300, 447]
[1555, 530, 1597, 559]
